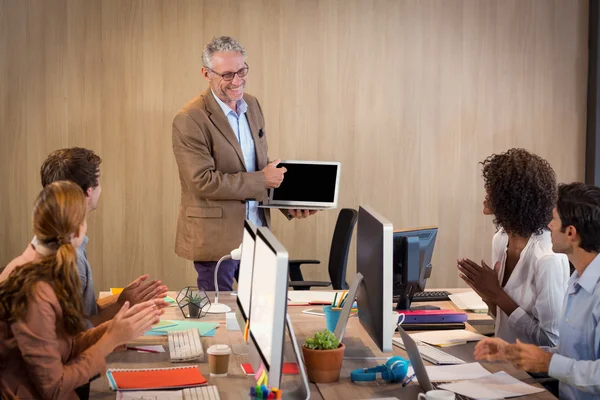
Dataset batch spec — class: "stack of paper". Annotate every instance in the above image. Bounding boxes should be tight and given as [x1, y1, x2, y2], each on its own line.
[151, 320, 178, 330]
[439, 371, 545, 398]
[130, 345, 165, 353]
[144, 320, 218, 337]
[287, 291, 339, 305]
[449, 291, 489, 313]
[407, 363, 492, 382]
[410, 329, 487, 347]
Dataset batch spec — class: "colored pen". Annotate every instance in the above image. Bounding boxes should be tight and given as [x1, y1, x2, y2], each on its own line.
[126, 346, 160, 353]
[402, 373, 416, 387]
[338, 290, 346, 307]
[340, 292, 349, 307]
[333, 292, 338, 306]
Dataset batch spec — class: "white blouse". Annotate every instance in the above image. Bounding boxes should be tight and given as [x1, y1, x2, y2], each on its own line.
[492, 229, 569, 346]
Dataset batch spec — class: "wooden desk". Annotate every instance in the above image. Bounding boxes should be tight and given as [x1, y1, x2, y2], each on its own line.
[92, 291, 552, 399]
[92, 292, 323, 399]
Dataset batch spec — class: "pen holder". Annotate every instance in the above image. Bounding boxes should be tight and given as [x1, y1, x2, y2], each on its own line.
[323, 305, 343, 332]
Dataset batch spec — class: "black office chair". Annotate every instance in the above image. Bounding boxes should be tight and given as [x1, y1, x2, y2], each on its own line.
[288, 208, 358, 291]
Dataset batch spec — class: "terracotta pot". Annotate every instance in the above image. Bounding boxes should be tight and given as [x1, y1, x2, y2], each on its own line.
[301, 343, 345, 383]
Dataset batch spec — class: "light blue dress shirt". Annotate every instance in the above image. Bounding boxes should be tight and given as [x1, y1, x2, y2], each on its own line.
[547, 253, 600, 399]
[211, 90, 264, 227]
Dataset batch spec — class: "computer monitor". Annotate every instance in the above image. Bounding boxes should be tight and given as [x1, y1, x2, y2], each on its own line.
[248, 227, 289, 388]
[335, 205, 394, 353]
[235, 220, 257, 331]
[392, 227, 438, 310]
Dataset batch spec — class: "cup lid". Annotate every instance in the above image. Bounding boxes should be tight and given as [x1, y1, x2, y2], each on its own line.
[207, 344, 231, 355]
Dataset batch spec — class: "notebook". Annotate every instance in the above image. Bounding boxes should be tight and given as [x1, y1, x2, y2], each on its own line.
[152, 320, 178, 330]
[241, 362, 299, 375]
[287, 291, 339, 305]
[109, 289, 175, 305]
[409, 329, 487, 347]
[144, 321, 218, 336]
[107, 366, 207, 390]
[398, 323, 466, 331]
[449, 291, 489, 313]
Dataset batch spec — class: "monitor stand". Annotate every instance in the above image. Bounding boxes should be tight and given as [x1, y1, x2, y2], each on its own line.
[284, 313, 311, 400]
[334, 272, 363, 342]
[332, 273, 394, 360]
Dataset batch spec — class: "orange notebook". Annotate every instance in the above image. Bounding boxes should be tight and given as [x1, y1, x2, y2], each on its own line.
[240, 363, 299, 375]
[107, 366, 207, 390]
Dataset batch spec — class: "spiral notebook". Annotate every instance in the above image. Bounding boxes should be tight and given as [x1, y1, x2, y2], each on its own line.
[107, 366, 207, 391]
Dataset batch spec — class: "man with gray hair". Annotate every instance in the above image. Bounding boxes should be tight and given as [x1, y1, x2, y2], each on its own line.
[172, 36, 314, 291]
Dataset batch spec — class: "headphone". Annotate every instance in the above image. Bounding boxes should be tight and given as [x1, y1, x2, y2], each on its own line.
[350, 356, 410, 383]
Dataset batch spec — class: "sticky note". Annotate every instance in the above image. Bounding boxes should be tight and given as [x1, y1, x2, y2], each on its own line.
[254, 363, 264, 382]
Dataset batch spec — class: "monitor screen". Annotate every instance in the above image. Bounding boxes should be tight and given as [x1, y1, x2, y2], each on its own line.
[248, 228, 289, 386]
[272, 162, 338, 202]
[236, 221, 257, 321]
[355, 206, 394, 353]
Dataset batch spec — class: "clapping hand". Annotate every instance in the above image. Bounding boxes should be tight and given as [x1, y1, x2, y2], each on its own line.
[118, 275, 169, 307]
[457, 258, 501, 301]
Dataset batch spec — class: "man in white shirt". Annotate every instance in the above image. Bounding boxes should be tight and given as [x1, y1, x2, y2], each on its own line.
[474, 182, 600, 399]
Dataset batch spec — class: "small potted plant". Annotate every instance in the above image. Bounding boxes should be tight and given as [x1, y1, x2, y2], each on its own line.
[187, 293, 202, 318]
[302, 329, 345, 383]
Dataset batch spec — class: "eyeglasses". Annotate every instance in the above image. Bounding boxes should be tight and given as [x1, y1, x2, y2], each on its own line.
[207, 63, 249, 82]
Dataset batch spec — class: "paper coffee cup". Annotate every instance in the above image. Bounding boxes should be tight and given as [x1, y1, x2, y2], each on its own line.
[207, 344, 231, 377]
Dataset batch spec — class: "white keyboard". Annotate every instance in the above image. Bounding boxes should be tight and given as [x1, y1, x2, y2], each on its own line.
[392, 337, 465, 365]
[168, 328, 204, 362]
[183, 386, 220, 400]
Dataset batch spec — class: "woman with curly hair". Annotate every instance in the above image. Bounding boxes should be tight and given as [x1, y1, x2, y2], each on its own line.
[0, 181, 165, 399]
[457, 148, 569, 347]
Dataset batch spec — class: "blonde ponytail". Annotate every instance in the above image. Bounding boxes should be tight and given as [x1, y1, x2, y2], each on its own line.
[54, 243, 85, 333]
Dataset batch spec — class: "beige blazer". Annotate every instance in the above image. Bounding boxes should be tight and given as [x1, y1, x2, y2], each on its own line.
[172, 89, 272, 261]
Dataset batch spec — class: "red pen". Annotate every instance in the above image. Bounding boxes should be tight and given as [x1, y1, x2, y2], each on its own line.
[126, 346, 160, 353]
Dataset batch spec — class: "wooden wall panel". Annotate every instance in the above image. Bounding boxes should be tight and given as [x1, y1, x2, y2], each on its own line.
[0, 0, 588, 293]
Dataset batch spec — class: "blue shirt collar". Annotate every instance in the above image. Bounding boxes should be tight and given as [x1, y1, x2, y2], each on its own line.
[572, 253, 600, 294]
[211, 89, 247, 117]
